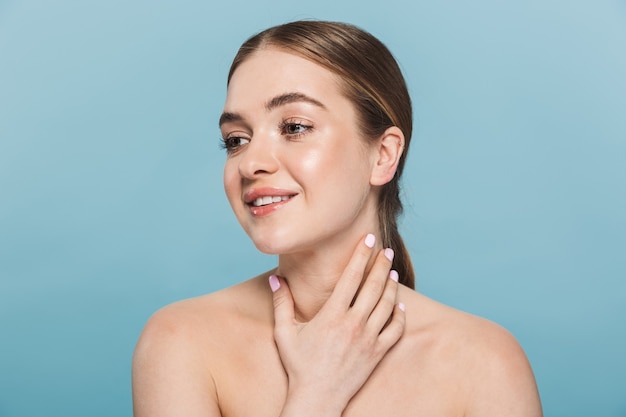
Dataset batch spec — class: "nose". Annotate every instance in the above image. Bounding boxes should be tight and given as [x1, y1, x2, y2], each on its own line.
[237, 135, 279, 179]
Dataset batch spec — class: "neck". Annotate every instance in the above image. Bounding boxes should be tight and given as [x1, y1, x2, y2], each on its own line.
[275, 232, 382, 322]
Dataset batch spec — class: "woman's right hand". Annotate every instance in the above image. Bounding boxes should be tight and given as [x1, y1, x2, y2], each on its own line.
[269, 233, 406, 417]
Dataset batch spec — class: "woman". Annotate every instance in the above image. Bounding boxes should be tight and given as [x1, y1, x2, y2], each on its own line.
[132, 20, 542, 416]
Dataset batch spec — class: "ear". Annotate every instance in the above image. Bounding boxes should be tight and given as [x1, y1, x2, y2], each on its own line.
[370, 126, 405, 186]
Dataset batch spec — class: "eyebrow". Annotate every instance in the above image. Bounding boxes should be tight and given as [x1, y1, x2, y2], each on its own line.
[219, 92, 326, 127]
[265, 92, 326, 112]
[218, 111, 243, 127]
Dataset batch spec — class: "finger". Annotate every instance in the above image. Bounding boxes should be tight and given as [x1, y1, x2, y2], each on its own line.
[350, 248, 395, 317]
[327, 233, 377, 309]
[376, 302, 406, 353]
[365, 269, 399, 332]
[269, 275, 296, 341]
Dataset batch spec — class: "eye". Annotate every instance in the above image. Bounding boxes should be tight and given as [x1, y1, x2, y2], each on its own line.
[280, 120, 313, 138]
[220, 136, 250, 153]
[284, 123, 307, 135]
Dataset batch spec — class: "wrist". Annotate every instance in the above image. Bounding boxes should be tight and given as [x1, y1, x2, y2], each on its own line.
[280, 382, 347, 417]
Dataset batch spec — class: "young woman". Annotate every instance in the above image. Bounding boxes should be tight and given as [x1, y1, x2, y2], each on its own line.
[132, 21, 542, 416]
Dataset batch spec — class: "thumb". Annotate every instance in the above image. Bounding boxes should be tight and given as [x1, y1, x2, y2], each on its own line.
[269, 275, 296, 336]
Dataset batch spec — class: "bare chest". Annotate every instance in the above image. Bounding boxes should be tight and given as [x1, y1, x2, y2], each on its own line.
[212, 329, 466, 417]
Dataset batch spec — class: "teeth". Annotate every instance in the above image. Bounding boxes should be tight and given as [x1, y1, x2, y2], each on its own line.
[252, 195, 291, 207]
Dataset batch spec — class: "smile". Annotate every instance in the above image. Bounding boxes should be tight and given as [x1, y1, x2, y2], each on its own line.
[251, 196, 293, 207]
[243, 188, 297, 216]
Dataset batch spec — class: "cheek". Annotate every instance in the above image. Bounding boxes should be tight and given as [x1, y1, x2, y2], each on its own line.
[293, 142, 368, 203]
[296, 148, 325, 175]
[223, 161, 240, 204]
[294, 133, 354, 177]
[290, 146, 346, 198]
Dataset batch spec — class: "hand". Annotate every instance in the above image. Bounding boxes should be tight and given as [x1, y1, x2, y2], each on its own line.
[269, 233, 406, 416]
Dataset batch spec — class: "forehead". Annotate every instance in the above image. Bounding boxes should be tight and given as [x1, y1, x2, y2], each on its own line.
[223, 48, 345, 111]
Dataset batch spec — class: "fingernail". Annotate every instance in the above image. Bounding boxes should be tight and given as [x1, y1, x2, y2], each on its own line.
[389, 270, 399, 282]
[398, 302, 406, 312]
[384, 248, 394, 261]
[268, 275, 280, 292]
[364, 233, 376, 248]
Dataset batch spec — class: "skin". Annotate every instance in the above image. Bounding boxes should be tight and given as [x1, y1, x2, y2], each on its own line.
[132, 48, 543, 416]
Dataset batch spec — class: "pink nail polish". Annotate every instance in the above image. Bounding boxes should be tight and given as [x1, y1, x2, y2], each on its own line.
[365, 233, 376, 248]
[268, 275, 280, 292]
[384, 248, 394, 261]
[399, 302, 406, 312]
[389, 270, 399, 282]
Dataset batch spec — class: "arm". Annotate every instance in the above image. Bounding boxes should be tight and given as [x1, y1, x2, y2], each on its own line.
[270, 234, 406, 417]
[132, 307, 222, 417]
[465, 327, 543, 417]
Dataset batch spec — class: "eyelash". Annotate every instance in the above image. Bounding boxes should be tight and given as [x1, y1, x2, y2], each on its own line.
[279, 120, 313, 139]
[219, 136, 249, 154]
[219, 120, 314, 154]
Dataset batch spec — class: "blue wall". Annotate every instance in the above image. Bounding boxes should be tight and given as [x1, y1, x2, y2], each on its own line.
[1, 1, 624, 416]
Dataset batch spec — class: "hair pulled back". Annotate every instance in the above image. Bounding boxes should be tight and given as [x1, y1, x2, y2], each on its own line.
[227, 20, 415, 288]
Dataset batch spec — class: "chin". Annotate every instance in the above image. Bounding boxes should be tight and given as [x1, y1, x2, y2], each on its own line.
[253, 240, 304, 256]
[246, 231, 290, 255]
[251, 239, 281, 255]
[247, 229, 316, 256]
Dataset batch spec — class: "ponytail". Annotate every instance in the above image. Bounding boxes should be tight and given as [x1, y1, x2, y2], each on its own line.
[379, 178, 415, 289]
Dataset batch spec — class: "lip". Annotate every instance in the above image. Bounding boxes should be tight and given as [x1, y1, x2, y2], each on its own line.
[243, 187, 298, 217]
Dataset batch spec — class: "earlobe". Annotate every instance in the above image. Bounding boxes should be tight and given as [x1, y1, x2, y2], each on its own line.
[370, 126, 404, 186]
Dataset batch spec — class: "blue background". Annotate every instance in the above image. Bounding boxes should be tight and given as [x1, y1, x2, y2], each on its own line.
[1, 1, 625, 416]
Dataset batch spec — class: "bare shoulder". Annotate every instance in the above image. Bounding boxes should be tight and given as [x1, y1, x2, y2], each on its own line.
[136, 281, 246, 347]
[132, 273, 273, 417]
[398, 286, 543, 416]
[136, 272, 272, 346]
